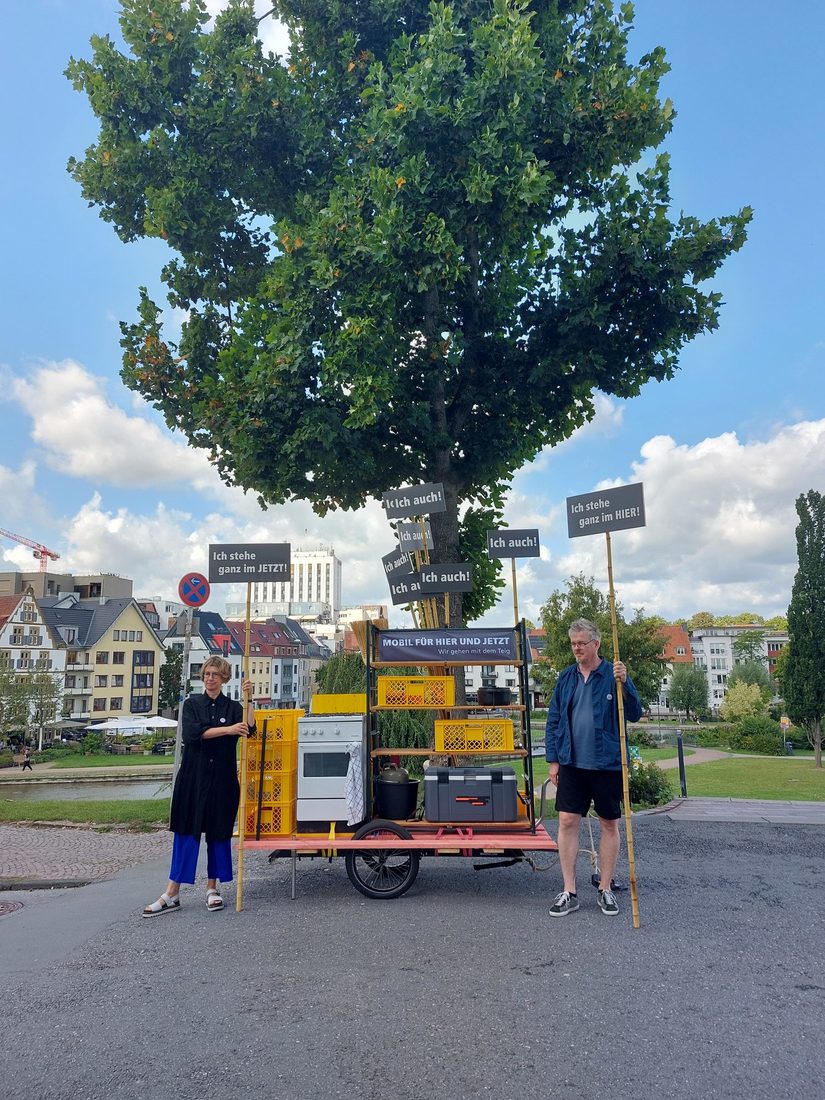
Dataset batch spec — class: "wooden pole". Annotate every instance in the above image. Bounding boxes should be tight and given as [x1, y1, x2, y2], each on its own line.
[511, 558, 519, 624]
[235, 582, 252, 912]
[605, 531, 641, 929]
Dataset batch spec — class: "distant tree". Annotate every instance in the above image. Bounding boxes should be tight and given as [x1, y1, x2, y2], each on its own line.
[538, 574, 665, 705]
[727, 659, 771, 702]
[772, 644, 790, 695]
[784, 490, 825, 767]
[719, 681, 767, 722]
[159, 647, 185, 711]
[0, 659, 29, 744]
[764, 615, 788, 631]
[717, 612, 765, 626]
[688, 611, 716, 630]
[732, 629, 767, 665]
[668, 665, 708, 721]
[27, 666, 63, 751]
[66, 0, 749, 624]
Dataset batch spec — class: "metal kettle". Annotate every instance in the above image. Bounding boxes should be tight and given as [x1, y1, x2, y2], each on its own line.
[379, 763, 410, 784]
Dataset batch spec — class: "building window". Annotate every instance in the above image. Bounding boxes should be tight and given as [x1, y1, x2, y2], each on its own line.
[96, 651, 109, 664]
[113, 630, 120, 641]
[130, 694, 152, 713]
[132, 673, 154, 689]
[676, 646, 686, 655]
[133, 651, 155, 667]
[110, 697, 123, 710]
[95, 675, 108, 688]
[93, 698, 106, 712]
[113, 652, 125, 665]
[128, 630, 136, 641]
[112, 675, 124, 687]
[136, 630, 143, 641]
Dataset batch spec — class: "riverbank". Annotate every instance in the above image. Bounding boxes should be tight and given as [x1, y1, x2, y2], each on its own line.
[0, 762, 173, 783]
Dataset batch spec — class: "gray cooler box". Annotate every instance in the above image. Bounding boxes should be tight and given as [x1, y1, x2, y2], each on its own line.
[424, 766, 518, 822]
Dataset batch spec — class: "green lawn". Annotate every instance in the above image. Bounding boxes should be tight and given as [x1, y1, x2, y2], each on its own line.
[527, 754, 825, 802]
[678, 757, 825, 801]
[46, 754, 172, 769]
[0, 798, 169, 827]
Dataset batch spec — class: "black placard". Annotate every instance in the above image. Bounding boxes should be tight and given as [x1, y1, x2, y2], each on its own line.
[382, 547, 412, 579]
[487, 528, 541, 559]
[208, 543, 291, 583]
[388, 571, 424, 606]
[382, 482, 446, 519]
[566, 483, 646, 538]
[397, 521, 434, 552]
[419, 563, 473, 593]
[378, 628, 518, 663]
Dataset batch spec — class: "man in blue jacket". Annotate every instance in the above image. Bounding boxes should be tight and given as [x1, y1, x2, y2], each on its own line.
[545, 618, 642, 917]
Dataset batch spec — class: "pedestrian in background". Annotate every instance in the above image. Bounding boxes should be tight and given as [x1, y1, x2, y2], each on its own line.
[545, 618, 642, 917]
[143, 656, 254, 917]
[21, 746, 33, 772]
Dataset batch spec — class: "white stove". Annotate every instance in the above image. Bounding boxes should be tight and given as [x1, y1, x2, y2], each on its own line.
[297, 714, 367, 823]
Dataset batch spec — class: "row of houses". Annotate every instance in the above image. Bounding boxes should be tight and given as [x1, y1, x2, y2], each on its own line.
[0, 586, 333, 743]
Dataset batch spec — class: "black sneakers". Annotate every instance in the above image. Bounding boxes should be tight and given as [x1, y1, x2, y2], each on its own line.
[549, 890, 580, 917]
[598, 888, 619, 915]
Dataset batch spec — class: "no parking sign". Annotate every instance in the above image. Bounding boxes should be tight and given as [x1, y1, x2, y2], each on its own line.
[178, 572, 210, 607]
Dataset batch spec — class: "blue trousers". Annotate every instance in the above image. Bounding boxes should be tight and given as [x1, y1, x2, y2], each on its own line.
[169, 833, 233, 885]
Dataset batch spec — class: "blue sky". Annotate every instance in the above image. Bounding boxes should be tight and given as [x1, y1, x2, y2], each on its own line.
[1, 0, 823, 626]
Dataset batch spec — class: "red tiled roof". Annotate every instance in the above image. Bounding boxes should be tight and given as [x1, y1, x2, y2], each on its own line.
[0, 593, 24, 632]
[659, 624, 692, 662]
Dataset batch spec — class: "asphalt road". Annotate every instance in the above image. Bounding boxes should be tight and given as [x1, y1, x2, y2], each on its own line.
[2, 817, 823, 1100]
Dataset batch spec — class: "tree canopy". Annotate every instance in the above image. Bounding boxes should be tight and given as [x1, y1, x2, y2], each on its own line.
[66, 0, 749, 621]
[784, 490, 825, 766]
[667, 663, 707, 721]
[536, 572, 665, 705]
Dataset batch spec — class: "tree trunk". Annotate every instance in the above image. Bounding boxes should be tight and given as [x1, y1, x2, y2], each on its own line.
[428, 480, 463, 628]
[814, 720, 822, 769]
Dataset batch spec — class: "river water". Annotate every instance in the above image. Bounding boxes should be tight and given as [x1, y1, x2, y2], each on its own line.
[0, 778, 173, 802]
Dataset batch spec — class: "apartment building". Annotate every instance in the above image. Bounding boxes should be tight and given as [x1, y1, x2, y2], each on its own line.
[163, 610, 244, 701]
[38, 593, 165, 721]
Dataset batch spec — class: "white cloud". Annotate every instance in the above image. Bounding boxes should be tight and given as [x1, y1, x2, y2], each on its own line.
[9, 360, 220, 491]
[551, 420, 825, 621]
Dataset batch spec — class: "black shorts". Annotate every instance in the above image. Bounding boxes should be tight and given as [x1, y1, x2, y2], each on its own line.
[555, 765, 623, 820]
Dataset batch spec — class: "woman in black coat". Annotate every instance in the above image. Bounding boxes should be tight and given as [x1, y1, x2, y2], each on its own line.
[143, 656, 254, 916]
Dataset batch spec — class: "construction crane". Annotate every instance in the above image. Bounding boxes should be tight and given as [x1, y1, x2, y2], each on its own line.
[0, 527, 61, 572]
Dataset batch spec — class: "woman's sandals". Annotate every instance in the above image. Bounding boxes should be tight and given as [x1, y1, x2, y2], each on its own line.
[142, 892, 180, 918]
[206, 888, 224, 912]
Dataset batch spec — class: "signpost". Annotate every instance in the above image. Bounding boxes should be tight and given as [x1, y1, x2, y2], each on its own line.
[208, 542, 290, 911]
[173, 573, 212, 786]
[487, 528, 540, 622]
[564, 483, 646, 930]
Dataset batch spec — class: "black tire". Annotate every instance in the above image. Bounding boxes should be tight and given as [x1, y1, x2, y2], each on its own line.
[345, 819, 420, 900]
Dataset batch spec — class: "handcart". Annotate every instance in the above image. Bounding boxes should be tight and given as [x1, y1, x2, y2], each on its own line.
[238, 621, 558, 901]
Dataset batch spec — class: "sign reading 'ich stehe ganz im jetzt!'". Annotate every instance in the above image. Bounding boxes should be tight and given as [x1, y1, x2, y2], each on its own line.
[208, 543, 291, 583]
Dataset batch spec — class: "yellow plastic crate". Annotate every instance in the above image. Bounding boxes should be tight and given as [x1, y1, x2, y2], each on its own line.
[244, 770, 297, 804]
[311, 693, 367, 714]
[244, 800, 295, 838]
[378, 676, 455, 707]
[245, 740, 297, 775]
[434, 718, 514, 753]
[254, 708, 304, 742]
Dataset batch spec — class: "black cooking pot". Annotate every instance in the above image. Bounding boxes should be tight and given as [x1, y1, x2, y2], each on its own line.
[477, 686, 512, 707]
[375, 776, 419, 820]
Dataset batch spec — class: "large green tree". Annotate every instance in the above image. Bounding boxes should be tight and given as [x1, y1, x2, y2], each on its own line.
[66, 0, 749, 622]
[784, 490, 825, 767]
[667, 663, 707, 721]
[536, 573, 665, 705]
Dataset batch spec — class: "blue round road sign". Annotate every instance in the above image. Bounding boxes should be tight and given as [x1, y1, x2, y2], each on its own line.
[178, 572, 210, 607]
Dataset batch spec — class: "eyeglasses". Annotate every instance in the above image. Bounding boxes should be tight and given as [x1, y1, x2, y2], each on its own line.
[203, 671, 223, 679]
[570, 639, 597, 649]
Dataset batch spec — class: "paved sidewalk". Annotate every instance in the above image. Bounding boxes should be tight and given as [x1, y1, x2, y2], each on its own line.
[0, 762, 172, 782]
[656, 746, 731, 768]
[640, 796, 825, 824]
[0, 823, 169, 889]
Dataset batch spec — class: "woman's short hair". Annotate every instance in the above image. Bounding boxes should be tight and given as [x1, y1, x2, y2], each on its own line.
[568, 618, 601, 643]
[201, 656, 232, 683]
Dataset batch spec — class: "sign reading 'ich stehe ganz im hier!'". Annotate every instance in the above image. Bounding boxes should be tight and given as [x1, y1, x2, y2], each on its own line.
[565, 483, 646, 539]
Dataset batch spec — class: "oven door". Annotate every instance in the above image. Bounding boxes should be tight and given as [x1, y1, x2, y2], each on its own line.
[297, 742, 352, 800]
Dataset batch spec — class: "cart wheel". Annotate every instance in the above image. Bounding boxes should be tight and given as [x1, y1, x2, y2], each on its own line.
[345, 819, 420, 900]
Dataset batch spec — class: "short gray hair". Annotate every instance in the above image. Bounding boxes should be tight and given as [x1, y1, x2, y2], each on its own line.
[568, 618, 600, 643]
